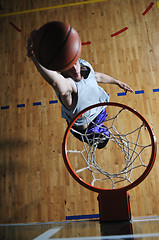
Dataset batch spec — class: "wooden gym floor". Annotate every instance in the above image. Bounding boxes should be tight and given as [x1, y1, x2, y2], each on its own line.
[0, 0, 159, 224]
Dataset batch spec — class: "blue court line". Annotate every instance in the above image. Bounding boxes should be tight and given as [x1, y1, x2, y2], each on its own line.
[1, 105, 9, 110]
[17, 104, 25, 108]
[1, 100, 58, 110]
[66, 214, 99, 220]
[153, 88, 159, 92]
[1, 87, 159, 110]
[33, 101, 42, 106]
[135, 90, 144, 94]
[49, 100, 58, 104]
[117, 92, 126, 96]
[117, 89, 159, 96]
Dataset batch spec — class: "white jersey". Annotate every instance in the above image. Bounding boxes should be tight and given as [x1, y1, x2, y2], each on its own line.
[57, 59, 109, 126]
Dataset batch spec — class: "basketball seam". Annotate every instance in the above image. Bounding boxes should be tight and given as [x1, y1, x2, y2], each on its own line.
[55, 39, 81, 71]
[46, 26, 72, 68]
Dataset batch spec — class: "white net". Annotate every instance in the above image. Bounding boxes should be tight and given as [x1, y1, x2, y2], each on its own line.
[66, 105, 153, 189]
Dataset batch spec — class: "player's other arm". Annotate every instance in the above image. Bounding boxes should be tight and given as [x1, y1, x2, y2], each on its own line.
[95, 72, 134, 93]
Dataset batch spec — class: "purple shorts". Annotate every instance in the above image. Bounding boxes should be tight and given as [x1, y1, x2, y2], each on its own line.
[71, 108, 110, 149]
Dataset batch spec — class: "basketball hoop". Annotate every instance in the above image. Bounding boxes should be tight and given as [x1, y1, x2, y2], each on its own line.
[62, 102, 157, 222]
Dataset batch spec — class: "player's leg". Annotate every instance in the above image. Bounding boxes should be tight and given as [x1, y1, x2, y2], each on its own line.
[70, 108, 110, 149]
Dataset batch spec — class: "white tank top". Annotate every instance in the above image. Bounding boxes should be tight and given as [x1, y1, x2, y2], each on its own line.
[57, 59, 109, 126]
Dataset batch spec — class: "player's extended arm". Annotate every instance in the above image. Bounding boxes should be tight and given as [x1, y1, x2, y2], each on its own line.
[95, 72, 134, 93]
[27, 32, 76, 96]
[30, 55, 69, 94]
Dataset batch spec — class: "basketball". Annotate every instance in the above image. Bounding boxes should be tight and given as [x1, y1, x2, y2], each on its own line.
[32, 21, 81, 72]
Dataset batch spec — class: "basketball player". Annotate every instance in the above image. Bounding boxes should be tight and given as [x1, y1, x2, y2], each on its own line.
[27, 31, 134, 149]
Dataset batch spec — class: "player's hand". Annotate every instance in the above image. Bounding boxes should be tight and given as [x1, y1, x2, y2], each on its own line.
[117, 80, 134, 93]
[26, 30, 37, 58]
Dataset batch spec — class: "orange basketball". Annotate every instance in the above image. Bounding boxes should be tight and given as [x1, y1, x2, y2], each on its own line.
[33, 21, 81, 72]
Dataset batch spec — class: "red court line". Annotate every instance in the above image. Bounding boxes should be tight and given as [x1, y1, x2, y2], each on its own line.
[111, 27, 128, 37]
[9, 22, 21, 32]
[82, 41, 91, 45]
[142, 2, 154, 16]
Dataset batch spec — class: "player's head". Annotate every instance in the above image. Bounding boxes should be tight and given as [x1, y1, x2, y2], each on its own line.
[61, 60, 82, 82]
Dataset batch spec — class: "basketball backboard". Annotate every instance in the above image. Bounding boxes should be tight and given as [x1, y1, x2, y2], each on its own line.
[1, 216, 159, 239]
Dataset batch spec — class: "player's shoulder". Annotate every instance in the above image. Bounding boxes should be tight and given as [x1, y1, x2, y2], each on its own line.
[66, 77, 78, 92]
[79, 58, 92, 68]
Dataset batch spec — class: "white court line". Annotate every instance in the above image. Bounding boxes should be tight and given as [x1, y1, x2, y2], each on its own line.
[132, 216, 159, 222]
[33, 227, 63, 240]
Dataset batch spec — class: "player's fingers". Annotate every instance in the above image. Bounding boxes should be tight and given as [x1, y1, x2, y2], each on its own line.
[125, 84, 134, 93]
[128, 86, 134, 93]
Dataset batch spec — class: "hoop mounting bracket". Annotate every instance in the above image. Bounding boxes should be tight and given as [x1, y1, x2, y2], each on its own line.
[98, 190, 131, 222]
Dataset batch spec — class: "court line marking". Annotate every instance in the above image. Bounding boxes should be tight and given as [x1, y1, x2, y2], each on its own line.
[135, 90, 144, 94]
[142, 2, 155, 16]
[0, 0, 108, 18]
[0, 221, 65, 226]
[1, 100, 58, 110]
[82, 41, 92, 45]
[2, 87, 159, 110]
[33, 101, 42, 106]
[66, 213, 159, 221]
[17, 104, 25, 108]
[1, 105, 9, 110]
[33, 227, 63, 240]
[132, 217, 159, 222]
[117, 92, 127, 96]
[49, 100, 58, 104]
[9, 21, 21, 32]
[111, 27, 128, 37]
[66, 214, 99, 220]
[153, 88, 159, 92]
